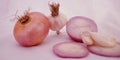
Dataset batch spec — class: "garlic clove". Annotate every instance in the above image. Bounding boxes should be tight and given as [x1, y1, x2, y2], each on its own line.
[81, 32, 94, 45]
[89, 32, 117, 48]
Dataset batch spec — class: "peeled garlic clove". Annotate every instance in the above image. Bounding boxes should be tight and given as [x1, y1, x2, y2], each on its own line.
[89, 32, 116, 47]
[81, 32, 94, 45]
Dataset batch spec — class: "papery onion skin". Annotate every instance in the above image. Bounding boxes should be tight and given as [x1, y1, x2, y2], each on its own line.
[66, 16, 98, 42]
[13, 12, 50, 46]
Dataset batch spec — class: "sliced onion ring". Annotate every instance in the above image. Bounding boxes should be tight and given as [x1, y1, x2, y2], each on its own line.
[53, 42, 89, 58]
[66, 16, 97, 42]
[88, 43, 120, 57]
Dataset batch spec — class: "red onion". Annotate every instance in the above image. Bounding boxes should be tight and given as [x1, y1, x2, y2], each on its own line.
[13, 12, 50, 46]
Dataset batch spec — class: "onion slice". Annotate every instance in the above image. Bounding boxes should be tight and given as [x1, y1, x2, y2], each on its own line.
[66, 16, 97, 42]
[53, 42, 89, 58]
[88, 43, 120, 57]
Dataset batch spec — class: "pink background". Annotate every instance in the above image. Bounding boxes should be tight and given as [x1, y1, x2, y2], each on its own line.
[0, 0, 120, 60]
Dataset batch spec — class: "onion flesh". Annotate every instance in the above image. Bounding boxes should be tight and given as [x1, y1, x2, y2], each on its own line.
[53, 42, 89, 58]
[88, 43, 120, 57]
[66, 16, 97, 42]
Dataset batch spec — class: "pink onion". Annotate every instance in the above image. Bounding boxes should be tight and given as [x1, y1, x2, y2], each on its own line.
[13, 12, 50, 46]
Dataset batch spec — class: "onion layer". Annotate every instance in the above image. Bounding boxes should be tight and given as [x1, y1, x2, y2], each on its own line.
[88, 43, 120, 57]
[66, 16, 97, 42]
[53, 42, 89, 58]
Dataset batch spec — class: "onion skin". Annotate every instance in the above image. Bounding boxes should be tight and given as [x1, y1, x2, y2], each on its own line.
[66, 16, 98, 42]
[13, 12, 50, 46]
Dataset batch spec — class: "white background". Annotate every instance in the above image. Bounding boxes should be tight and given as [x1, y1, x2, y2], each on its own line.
[0, 0, 120, 60]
